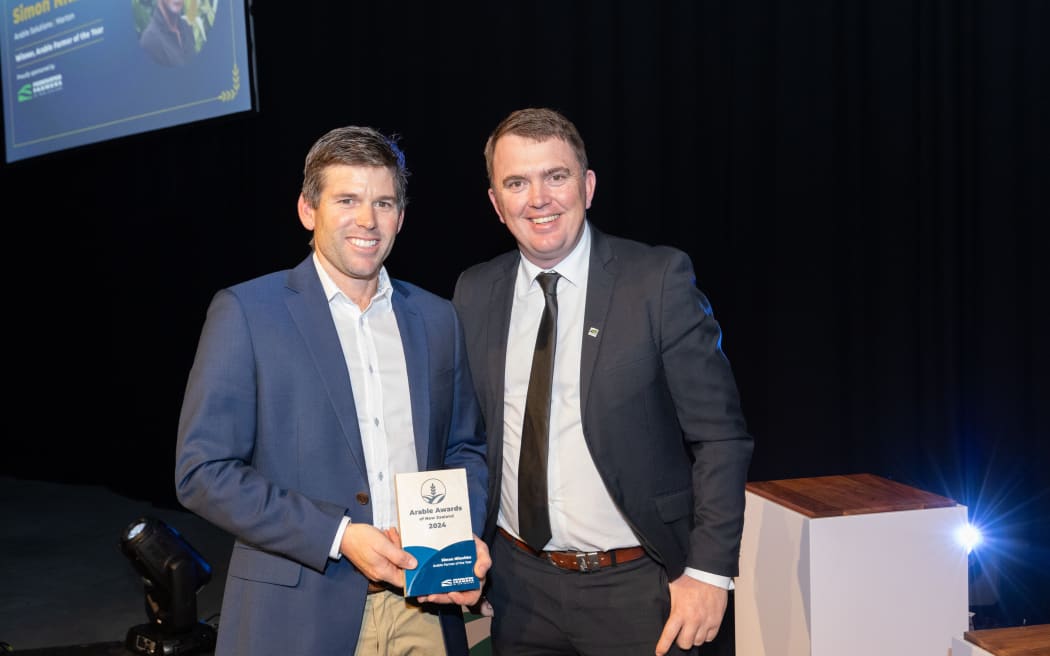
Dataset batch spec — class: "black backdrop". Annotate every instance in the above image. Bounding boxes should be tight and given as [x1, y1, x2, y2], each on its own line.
[3, 0, 1048, 636]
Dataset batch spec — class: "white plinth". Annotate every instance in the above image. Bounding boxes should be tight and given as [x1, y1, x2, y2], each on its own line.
[735, 474, 969, 656]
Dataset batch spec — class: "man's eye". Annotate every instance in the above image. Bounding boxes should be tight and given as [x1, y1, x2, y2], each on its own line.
[548, 173, 569, 185]
[506, 180, 525, 190]
[375, 200, 393, 209]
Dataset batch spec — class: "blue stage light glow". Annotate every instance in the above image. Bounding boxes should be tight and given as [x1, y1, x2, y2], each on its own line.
[925, 452, 1050, 627]
[956, 522, 982, 554]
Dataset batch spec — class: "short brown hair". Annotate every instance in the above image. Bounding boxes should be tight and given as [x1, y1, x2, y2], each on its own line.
[483, 108, 589, 184]
[301, 126, 409, 209]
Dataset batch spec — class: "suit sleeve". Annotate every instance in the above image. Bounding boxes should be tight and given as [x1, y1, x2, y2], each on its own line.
[658, 250, 754, 577]
[174, 289, 346, 573]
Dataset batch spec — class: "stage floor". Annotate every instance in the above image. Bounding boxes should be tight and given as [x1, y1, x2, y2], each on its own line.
[0, 476, 493, 655]
[0, 476, 232, 652]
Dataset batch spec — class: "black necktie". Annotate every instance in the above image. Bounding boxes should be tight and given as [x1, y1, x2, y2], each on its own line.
[518, 271, 560, 551]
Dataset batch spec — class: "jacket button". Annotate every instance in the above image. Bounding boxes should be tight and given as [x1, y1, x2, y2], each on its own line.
[356, 492, 370, 505]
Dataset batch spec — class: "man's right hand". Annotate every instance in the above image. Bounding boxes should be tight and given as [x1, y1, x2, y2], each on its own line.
[339, 522, 417, 588]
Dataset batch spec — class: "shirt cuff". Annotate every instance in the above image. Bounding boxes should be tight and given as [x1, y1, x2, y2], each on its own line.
[683, 567, 734, 590]
[330, 516, 351, 560]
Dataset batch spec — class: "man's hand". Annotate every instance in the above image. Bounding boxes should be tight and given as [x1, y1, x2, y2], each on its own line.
[654, 575, 728, 655]
[339, 523, 415, 588]
[415, 535, 492, 607]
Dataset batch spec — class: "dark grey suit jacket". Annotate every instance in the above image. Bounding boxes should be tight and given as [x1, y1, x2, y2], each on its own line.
[452, 225, 752, 578]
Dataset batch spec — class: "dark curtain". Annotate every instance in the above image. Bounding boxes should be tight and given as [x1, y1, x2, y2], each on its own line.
[2, 0, 1047, 647]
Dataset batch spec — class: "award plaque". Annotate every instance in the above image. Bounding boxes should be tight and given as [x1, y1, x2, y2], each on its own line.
[395, 468, 478, 596]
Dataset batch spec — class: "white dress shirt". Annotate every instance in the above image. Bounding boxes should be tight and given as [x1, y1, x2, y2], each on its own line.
[313, 255, 418, 558]
[500, 223, 732, 589]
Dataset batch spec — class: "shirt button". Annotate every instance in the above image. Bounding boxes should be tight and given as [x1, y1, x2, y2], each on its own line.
[374, 418, 380, 427]
[356, 492, 370, 505]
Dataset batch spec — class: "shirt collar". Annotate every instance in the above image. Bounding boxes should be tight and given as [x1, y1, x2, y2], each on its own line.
[517, 220, 592, 290]
[312, 251, 393, 307]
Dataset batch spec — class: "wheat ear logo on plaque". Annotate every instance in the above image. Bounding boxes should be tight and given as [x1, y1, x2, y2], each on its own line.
[395, 468, 477, 596]
[420, 478, 447, 504]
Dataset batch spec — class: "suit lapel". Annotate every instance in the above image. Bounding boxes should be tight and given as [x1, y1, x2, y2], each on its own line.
[391, 285, 431, 470]
[581, 229, 616, 414]
[485, 258, 516, 428]
[285, 257, 369, 480]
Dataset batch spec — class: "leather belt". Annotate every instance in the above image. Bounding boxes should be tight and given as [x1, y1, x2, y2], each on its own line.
[366, 580, 401, 595]
[498, 527, 646, 573]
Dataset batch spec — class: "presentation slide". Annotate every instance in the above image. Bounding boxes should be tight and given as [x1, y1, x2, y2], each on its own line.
[1, 0, 254, 164]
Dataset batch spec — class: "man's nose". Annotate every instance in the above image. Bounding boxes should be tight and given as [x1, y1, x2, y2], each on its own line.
[355, 207, 377, 228]
[528, 183, 551, 208]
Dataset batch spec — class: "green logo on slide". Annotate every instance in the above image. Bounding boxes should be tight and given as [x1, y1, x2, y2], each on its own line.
[17, 84, 32, 102]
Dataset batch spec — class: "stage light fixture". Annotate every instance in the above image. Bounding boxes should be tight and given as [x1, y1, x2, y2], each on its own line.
[956, 522, 982, 554]
[120, 516, 217, 655]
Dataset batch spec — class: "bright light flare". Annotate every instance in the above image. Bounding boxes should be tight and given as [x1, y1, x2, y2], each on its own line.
[956, 523, 983, 554]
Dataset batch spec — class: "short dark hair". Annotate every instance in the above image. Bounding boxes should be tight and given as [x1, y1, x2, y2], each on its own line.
[301, 126, 409, 209]
[483, 108, 589, 184]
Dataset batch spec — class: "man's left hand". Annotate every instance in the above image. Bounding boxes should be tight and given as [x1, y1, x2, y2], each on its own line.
[654, 575, 728, 655]
[387, 530, 492, 608]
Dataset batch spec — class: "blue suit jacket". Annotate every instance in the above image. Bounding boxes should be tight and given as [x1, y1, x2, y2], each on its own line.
[175, 254, 487, 655]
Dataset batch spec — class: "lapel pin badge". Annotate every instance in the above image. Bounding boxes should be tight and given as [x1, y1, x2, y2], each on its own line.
[587, 327, 600, 338]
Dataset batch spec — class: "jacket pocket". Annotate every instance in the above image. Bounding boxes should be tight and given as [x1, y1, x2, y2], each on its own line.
[228, 542, 302, 587]
[654, 488, 692, 522]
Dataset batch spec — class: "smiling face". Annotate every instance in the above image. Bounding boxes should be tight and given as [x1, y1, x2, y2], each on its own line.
[487, 134, 596, 269]
[298, 164, 403, 307]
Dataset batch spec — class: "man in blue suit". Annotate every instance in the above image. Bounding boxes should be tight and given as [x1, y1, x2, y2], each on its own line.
[175, 126, 489, 655]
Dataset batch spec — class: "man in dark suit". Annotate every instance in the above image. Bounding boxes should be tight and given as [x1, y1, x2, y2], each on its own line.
[175, 126, 489, 655]
[453, 108, 753, 656]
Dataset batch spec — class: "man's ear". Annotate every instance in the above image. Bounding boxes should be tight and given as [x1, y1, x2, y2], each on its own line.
[297, 193, 315, 230]
[584, 170, 596, 210]
[488, 188, 507, 225]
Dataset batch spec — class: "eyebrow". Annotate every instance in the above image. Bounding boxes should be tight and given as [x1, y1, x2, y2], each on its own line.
[500, 166, 574, 185]
[330, 192, 397, 203]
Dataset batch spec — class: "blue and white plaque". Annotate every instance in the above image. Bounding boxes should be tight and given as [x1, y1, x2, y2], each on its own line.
[395, 468, 477, 596]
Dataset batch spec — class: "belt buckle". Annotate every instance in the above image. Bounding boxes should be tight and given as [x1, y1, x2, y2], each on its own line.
[576, 551, 602, 572]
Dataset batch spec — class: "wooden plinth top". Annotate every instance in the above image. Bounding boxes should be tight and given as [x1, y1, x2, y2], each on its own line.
[745, 473, 957, 518]
[964, 624, 1050, 655]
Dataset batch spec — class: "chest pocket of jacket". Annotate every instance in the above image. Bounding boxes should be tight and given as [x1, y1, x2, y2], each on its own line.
[598, 353, 660, 405]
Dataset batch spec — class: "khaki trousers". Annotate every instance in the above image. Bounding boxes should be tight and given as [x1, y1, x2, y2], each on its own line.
[354, 589, 447, 656]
